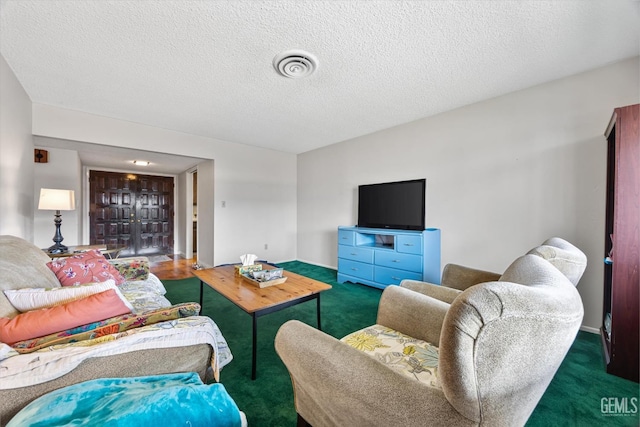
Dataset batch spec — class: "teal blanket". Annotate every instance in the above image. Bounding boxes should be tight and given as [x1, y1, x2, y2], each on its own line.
[8, 373, 242, 427]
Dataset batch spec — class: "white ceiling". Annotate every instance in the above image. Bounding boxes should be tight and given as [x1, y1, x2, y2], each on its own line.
[1, 1, 639, 156]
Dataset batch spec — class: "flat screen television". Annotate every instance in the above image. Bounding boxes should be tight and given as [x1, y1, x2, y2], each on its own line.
[357, 179, 426, 231]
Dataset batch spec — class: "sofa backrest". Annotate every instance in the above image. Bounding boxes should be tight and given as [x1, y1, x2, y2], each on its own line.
[438, 254, 584, 426]
[526, 237, 587, 286]
[0, 235, 61, 318]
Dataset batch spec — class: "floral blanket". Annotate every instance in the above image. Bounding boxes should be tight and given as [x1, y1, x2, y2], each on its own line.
[0, 316, 232, 389]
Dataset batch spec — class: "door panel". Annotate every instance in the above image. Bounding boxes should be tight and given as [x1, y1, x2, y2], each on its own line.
[135, 175, 173, 256]
[90, 171, 174, 257]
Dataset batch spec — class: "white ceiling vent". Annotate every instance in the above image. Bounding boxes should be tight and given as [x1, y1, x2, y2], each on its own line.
[273, 50, 318, 79]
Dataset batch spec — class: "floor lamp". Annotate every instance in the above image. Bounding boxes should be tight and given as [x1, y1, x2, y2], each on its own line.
[38, 188, 76, 254]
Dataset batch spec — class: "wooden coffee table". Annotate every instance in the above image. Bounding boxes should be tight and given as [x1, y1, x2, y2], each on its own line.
[193, 264, 332, 380]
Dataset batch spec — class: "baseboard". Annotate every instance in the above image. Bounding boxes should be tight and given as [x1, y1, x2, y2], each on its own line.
[197, 261, 213, 269]
[580, 325, 599, 334]
[287, 259, 337, 270]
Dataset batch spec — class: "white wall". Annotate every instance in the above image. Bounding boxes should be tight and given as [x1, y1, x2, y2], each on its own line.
[196, 159, 214, 266]
[176, 169, 188, 258]
[32, 144, 82, 249]
[0, 55, 34, 240]
[297, 57, 640, 330]
[31, 105, 298, 267]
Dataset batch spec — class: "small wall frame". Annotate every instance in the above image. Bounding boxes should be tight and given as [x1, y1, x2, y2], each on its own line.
[34, 149, 48, 163]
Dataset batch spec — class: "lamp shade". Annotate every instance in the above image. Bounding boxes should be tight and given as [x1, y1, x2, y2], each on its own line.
[38, 189, 75, 211]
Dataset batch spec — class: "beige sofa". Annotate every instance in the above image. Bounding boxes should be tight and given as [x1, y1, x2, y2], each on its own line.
[275, 237, 586, 427]
[0, 235, 215, 425]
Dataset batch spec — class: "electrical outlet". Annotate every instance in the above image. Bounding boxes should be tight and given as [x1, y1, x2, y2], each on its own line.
[264, 244, 268, 250]
[221, 201, 226, 208]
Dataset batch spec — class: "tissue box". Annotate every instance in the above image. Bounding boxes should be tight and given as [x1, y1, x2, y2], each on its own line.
[235, 264, 262, 275]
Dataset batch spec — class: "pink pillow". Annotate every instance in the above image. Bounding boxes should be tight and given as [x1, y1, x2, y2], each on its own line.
[0, 289, 131, 345]
[47, 250, 126, 286]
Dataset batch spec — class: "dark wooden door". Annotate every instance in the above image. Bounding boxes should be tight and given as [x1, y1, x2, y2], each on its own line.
[90, 171, 174, 257]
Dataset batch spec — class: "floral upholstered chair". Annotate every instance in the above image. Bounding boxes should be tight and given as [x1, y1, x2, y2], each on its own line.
[275, 237, 586, 427]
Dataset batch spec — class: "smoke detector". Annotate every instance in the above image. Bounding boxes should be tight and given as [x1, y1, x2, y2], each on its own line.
[273, 50, 318, 79]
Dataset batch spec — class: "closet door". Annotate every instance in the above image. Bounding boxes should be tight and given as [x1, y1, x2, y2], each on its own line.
[90, 171, 174, 256]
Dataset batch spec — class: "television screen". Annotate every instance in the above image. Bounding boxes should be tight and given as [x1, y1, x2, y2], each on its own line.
[357, 179, 426, 231]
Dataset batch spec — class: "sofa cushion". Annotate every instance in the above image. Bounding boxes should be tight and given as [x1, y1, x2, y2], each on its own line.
[47, 250, 126, 286]
[3, 280, 121, 312]
[0, 235, 61, 319]
[0, 289, 131, 345]
[341, 324, 441, 389]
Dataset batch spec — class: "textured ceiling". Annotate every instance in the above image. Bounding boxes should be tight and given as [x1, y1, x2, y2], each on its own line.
[1, 1, 639, 154]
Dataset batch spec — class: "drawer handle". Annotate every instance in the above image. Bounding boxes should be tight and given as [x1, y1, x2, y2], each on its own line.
[351, 268, 359, 271]
[403, 243, 414, 246]
[392, 259, 401, 263]
[350, 252, 358, 256]
[342, 237, 348, 240]
[392, 276, 401, 280]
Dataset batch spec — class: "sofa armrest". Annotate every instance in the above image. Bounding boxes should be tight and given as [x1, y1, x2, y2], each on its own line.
[377, 286, 449, 345]
[400, 280, 461, 304]
[109, 257, 150, 281]
[441, 264, 501, 291]
[275, 321, 468, 427]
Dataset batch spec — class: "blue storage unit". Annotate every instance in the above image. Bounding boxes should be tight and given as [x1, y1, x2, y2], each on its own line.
[337, 226, 441, 289]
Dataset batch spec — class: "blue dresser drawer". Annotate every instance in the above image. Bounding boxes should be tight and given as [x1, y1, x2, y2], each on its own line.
[338, 259, 374, 281]
[338, 245, 374, 263]
[337, 226, 440, 288]
[375, 251, 422, 273]
[375, 266, 423, 286]
[397, 234, 422, 255]
[338, 229, 355, 246]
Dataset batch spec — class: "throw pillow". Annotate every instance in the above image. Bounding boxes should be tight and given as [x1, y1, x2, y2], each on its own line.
[2, 280, 134, 312]
[108, 257, 150, 281]
[0, 289, 132, 345]
[47, 250, 126, 286]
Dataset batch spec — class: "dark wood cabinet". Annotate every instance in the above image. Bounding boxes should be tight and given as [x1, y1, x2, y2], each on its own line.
[601, 104, 639, 383]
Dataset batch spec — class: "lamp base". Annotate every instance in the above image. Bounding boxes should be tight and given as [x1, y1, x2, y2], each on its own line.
[47, 243, 69, 254]
[48, 210, 68, 254]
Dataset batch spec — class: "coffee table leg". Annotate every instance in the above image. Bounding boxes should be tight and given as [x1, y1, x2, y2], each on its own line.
[199, 280, 204, 308]
[317, 294, 322, 331]
[252, 313, 258, 380]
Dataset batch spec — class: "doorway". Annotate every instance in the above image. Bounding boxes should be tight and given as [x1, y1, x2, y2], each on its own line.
[89, 170, 174, 257]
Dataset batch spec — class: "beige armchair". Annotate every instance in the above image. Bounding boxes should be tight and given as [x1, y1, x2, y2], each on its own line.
[275, 238, 586, 427]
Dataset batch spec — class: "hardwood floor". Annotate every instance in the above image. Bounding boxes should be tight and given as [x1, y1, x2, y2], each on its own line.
[150, 255, 197, 281]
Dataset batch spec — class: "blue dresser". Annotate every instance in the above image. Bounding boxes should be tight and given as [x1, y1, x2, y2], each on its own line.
[337, 226, 441, 289]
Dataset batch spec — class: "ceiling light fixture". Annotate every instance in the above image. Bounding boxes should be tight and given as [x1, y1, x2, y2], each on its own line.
[273, 50, 318, 79]
[133, 160, 150, 166]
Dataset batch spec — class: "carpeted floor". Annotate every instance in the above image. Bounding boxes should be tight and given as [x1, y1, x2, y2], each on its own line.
[163, 261, 639, 427]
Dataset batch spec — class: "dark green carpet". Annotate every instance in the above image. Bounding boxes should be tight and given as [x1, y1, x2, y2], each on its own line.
[163, 261, 639, 427]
